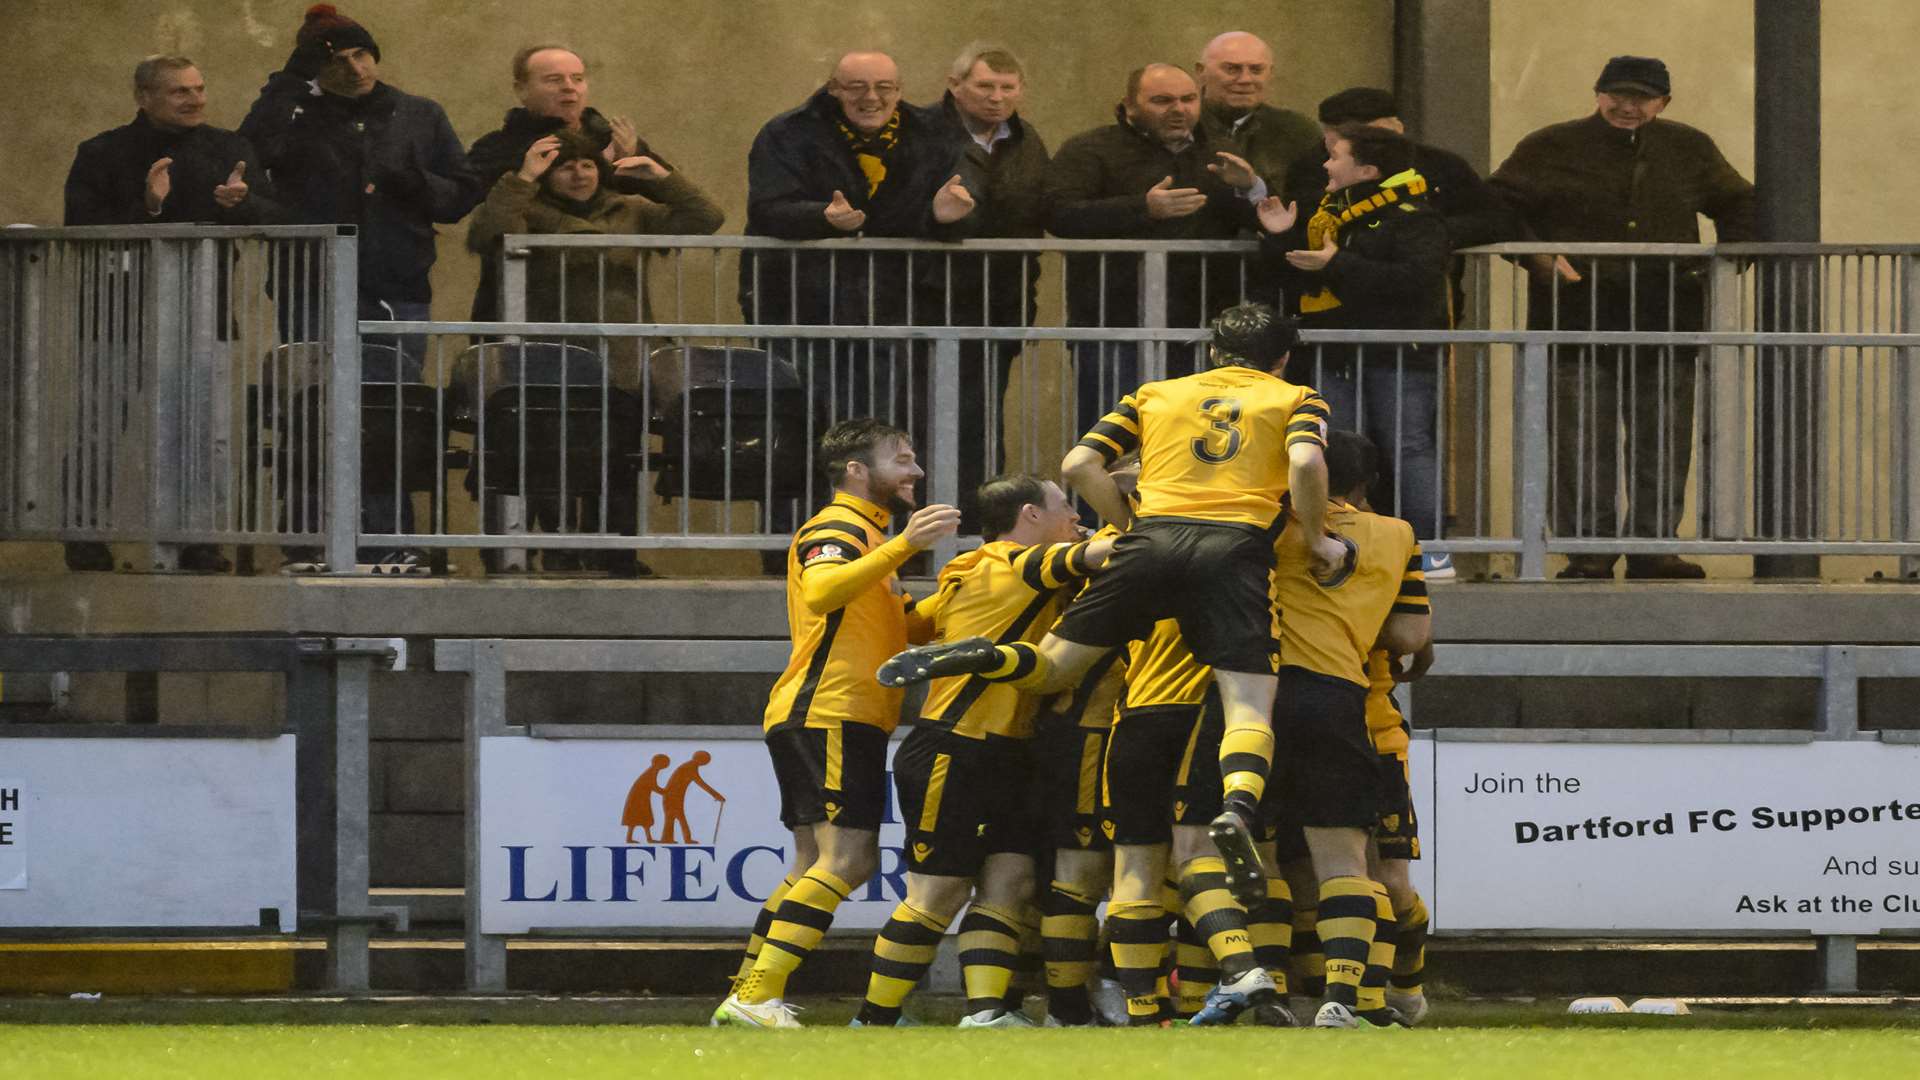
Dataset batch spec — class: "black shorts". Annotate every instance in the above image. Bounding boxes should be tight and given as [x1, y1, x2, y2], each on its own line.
[1051, 520, 1278, 674]
[1035, 709, 1113, 853]
[1269, 666, 1380, 830]
[1100, 691, 1225, 846]
[1374, 751, 1421, 861]
[893, 724, 1038, 878]
[766, 722, 891, 832]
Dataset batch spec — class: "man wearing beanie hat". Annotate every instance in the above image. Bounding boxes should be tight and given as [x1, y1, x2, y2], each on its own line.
[1490, 56, 1754, 580]
[240, 4, 484, 569]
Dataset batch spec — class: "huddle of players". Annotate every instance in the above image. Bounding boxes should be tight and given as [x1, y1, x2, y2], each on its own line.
[713, 301, 1433, 1029]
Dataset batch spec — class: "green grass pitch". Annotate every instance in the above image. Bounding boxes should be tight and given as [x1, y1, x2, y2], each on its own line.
[6, 1024, 1920, 1080]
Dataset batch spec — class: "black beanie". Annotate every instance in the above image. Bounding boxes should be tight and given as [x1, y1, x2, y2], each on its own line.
[1318, 87, 1399, 126]
[298, 4, 380, 62]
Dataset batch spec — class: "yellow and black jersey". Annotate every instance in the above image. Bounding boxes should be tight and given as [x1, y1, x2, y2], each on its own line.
[1042, 647, 1127, 732]
[920, 537, 1102, 740]
[1122, 617, 1214, 712]
[763, 492, 915, 733]
[1364, 649, 1410, 757]
[1077, 366, 1329, 531]
[1271, 501, 1427, 688]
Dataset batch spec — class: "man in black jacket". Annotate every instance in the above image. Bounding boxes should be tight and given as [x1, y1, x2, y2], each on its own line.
[466, 43, 688, 322]
[1045, 63, 1265, 440]
[1260, 125, 1450, 567]
[741, 50, 976, 552]
[1490, 56, 1754, 579]
[239, 4, 484, 567]
[61, 55, 279, 573]
[925, 44, 1050, 531]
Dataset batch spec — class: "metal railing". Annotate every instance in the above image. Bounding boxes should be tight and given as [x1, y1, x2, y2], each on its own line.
[7, 229, 1919, 578]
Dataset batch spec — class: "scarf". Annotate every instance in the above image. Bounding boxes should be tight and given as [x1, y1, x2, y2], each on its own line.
[837, 110, 902, 197]
[1299, 170, 1429, 314]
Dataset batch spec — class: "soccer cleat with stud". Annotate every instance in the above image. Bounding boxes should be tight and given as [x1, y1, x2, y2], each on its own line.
[1188, 967, 1282, 1027]
[876, 636, 1002, 687]
[1312, 1000, 1385, 1029]
[1386, 991, 1429, 1026]
[710, 993, 802, 1029]
[1207, 806, 1269, 909]
[958, 1008, 1036, 1028]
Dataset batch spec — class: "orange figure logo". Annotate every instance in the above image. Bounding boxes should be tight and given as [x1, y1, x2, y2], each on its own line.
[622, 754, 672, 844]
[659, 750, 727, 844]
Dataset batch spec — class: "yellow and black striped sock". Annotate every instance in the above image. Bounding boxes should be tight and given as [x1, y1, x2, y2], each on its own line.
[735, 874, 798, 983]
[1292, 897, 1325, 998]
[1106, 898, 1170, 1025]
[1172, 919, 1218, 1018]
[856, 900, 951, 1026]
[982, 642, 1052, 689]
[1180, 856, 1258, 982]
[1042, 880, 1100, 1024]
[744, 868, 852, 1003]
[1003, 908, 1043, 1013]
[958, 902, 1024, 1016]
[1218, 724, 1275, 810]
[1248, 876, 1293, 992]
[1391, 894, 1430, 998]
[1317, 876, 1379, 1009]
[1358, 882, 1395, 1014]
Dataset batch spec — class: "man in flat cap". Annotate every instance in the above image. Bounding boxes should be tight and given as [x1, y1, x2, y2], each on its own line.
[1490, 56, 1754, 580]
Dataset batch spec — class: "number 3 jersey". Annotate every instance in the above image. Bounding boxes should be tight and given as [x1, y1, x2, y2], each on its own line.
[1076, 365, 1329, 532]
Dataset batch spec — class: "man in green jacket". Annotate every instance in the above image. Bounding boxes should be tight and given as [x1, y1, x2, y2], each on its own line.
[1195, 31, 1320, 194]
[1490, 56, 1754, 580]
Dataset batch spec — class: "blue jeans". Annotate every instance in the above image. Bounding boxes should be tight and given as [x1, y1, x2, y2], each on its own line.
[1305, 346, 1442, 541]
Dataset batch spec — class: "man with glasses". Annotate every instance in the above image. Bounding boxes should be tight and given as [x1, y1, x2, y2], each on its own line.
[741, 51, 978, 566]
[1490, 56, 1754, 580]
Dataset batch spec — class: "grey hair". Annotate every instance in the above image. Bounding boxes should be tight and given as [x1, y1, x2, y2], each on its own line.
[948, 42, 1025, 83]
[133, 54, 196, 95]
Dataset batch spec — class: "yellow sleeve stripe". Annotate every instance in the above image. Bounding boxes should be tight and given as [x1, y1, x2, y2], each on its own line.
[1087, 418, 1139, 446]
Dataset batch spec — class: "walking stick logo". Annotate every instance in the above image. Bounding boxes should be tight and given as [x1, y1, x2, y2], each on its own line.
[622, 750, 727, 845]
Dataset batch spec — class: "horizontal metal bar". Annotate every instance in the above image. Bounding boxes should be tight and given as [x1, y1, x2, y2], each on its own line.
[362, 320, 1920, 349]
[528, 723, 781, 740]
[1428, 644, 1834, 678]
[501, 234, 1259, 254]
[0, 636, 326, 672]
[1431, 728, 1819, 744]
[471, 639, 788, 673]
[1, 225, 352, 240]
[1854, 648, 1920, 678]
[0, 724, 288, 739]
[367, 533, 792, 550]
[1548, 540, 1920, 556]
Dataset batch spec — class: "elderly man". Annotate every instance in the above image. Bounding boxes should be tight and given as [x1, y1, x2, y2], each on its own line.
[62, 55, 279, 573]
[927, 44, 1051, 531]
[1195, 31, 1320, 192]
[1491, 56, 1754, 580]
[1046, 63, 1264, 439]
[240, 3, 483, 569]
[741, 50, 976, 564]
[466, 44, 688, 321]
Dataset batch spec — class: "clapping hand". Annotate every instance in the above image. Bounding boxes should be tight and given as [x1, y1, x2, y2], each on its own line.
[145, 157, 173, 215]
[604, 116, 639, 161]
[213, 161, 249, 209]
[1285, 233, 1339, 272]
[1256, 195, 1298, 235]
[1207, 151, 1257, 191]
[1145, 175, 1207, 220]
[931, 173, 975, 224]
[824, 189, 866, 231]
[517, 135, 562, 183]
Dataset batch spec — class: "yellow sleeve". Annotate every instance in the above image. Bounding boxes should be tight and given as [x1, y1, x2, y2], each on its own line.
[1285, 392, 1331, 449]
[1393, 541, 1430, 615]
[1013, 539, 1099, 591]
[798, 534, 915, 615]
[1075, 393, 1142, 463]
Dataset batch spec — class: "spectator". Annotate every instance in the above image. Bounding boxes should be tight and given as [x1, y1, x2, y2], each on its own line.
[239, 3, 484, 570]
[466, 43, 681, 322]
[926, 43, 1050, 532]
[1045, 63, 1263, 440]
[62, 54, 279, 574]
[465, 132, 723, 575]
[1194, 31, 1320, 191]
[1284, 87, 1514, 313]
[740, 50, 976, 565]
[1490, 56, 1754, 579]
[1259, 125, 1450, 575]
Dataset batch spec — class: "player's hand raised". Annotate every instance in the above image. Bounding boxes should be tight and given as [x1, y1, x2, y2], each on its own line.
[1308, 532, 1352, 581]
[901, 504, 962, 550]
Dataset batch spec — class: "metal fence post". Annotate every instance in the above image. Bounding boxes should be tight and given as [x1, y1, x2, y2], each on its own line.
[1140, 249, 1169, 383]
[1707, 254, 1744, 539]
[465, 640, 510, 991]
[329, 648, 376, 990]
[325, 229, 360, 572]
[145, 238, 184, 569]
[1818, 934, 1859, 993]
[497, 246, 529, 572]
[930, 336, 961, 570]
[1899, 256, 1920, 580]
[1513, 341, 1550, 580]
[1819, 644, 1859, 739]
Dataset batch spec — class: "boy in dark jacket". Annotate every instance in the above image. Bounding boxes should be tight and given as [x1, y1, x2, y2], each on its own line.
[1261, 124, 1450, 569]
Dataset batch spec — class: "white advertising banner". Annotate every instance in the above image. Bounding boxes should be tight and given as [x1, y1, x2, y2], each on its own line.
[479, 736, 908, 934]
[0, 738, 297, 930]
[1430, 740, 1920, 934]
[0, 776, 23, 890]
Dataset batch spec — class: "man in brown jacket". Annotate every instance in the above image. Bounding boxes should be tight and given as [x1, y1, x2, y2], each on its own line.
[1194, 31, 1320, 193]
[1491, 56, 1754, 579]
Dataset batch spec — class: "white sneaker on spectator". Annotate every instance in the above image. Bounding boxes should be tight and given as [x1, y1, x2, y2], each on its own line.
[1421, 552, 1455, 580]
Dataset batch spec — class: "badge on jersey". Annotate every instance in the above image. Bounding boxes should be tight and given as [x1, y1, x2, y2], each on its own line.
[801, 542, 849, 567]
